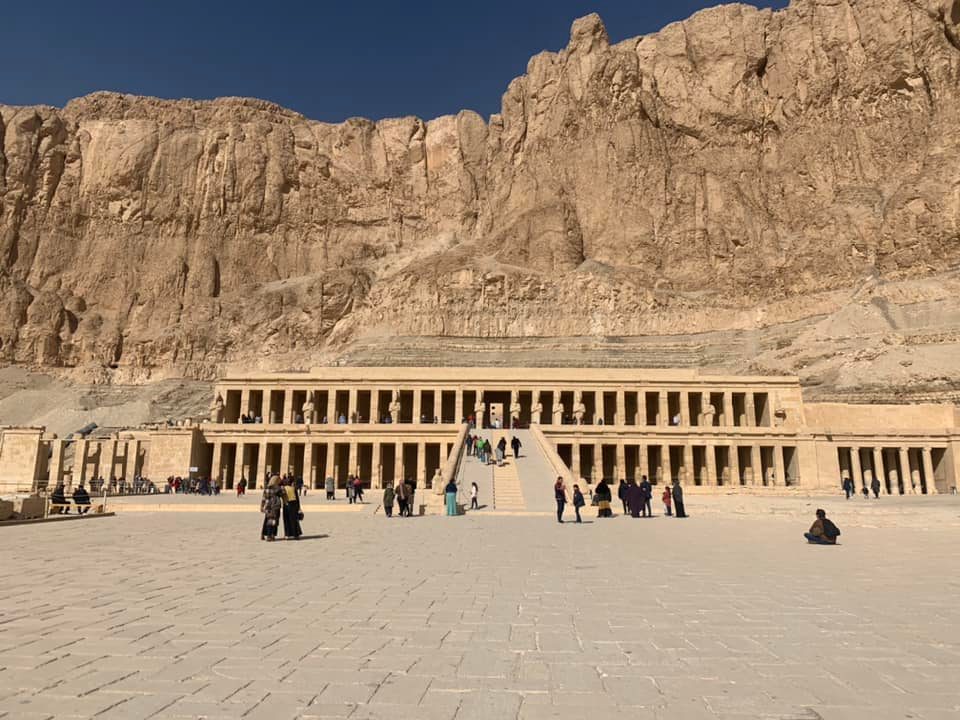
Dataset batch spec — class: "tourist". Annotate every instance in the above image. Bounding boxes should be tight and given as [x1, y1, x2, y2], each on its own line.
[804, 509, 841, 545]
[325, 475, 335, 500]
[466, 434, 474, 456]
[50, 483, 68, 513]
[572, 484, 585, 523]
[346, 476, 355, 504]
[671, 480, 687, 518]
[842, 476, 854, 499]
[662, 485, 672, 516]
[445, 478, 458, 516]
[73, 484, 91, 514]
[639, 475, 653, 517]
[511, 435, 522, 458]
[280, 477, 302, 540]
[470, 481, 479, 509]
[353, 476, 364, 503]
[594, 479, 613, 517]
[383, 483, 395, 517]
[617, 479, 628, 514]
[871, 475, 881, 499]
[260, 475, 282, 541]
[554, 476, 568, 523]
[861, 484, 869, 499]
[626, 479, 641, 518]
[396, 478, 409, 517]
[496, 437, 507, 466]
[237, 477, 247, 496]
[408, 481, 416, 516]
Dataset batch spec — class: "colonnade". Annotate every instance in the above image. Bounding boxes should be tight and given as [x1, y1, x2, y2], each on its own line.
[839, 445, 941, 495]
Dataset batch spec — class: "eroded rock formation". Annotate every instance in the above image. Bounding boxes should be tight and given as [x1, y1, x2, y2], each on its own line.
[2, 0, 960, 399]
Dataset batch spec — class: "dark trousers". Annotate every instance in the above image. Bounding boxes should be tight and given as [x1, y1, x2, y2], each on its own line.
[384, 505, 393, 517]
[574, 505, 582, 522]
[643, 498, 652, 516]
[471, 497, 478, 509]
[804, 532, 835, 545]
[674, 499, 687, 517]
[556, 499, 565, 522]
[397, 499, 407, 516]
[282, 502, 302, 538]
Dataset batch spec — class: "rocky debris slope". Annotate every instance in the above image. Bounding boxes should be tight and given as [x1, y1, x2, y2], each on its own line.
[2, 0, 960, 401]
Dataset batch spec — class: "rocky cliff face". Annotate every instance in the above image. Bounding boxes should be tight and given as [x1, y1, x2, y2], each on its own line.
[2, 0, 960, 398]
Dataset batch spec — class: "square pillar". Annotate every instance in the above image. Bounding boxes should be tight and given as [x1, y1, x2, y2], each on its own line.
[348, 441, 358, 478]
[258, 440, 269, 482]
[211, 442, 223, 483]
[370, 388, 380, 424]
[729, 444, 740, 486]
[658, 393, 669, 427]
[239, 388, 251, 421]
[572, 443, 581, 481]
[413, 390, 422, 424]
[615, 390, 625, 426]
[745, 393, 757, 427]
[872, 447, 887, 494]
[616, 442, 626, 481]
[284, 389, 295, 424]
[323, 441, 336, 484]
[750, 445, 762, 485]
[638, 391, 647, 426]
[371, 441, 382, 488]
[594, 441, 603, 482]
[101, 440, 117, 480]
[234, 442, 247, 486]
[722, 392, 734, 427]
[417, 442, 426, 488]
[922, 447, 938, 494]
[662, 444, 673, 484]
[899, 446, 914, 494]
[682, 444, 694, 483]
[280, 442, 291, 476]
[705, 444, 717, 486]
[774, 444, 786, 486]
[48, 439, 66, 488]
[850, 446, 862, 490]
[454, 390, 464, 424]
[348, 388, 358, 423]
[303, 442, 314, 487]
[326, 392, 337, 425]
[394, 444, 404, 485]
[680, 391, 690, 426]
[639, 443, 649, 479]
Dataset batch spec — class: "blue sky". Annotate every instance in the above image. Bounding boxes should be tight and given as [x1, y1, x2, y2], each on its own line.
[1, 1, 789, 122]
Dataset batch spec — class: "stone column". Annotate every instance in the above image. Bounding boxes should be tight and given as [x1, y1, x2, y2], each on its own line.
[280, 442, 291, 476]
[774, 444, 786, 486]
[211, 442, 222, 482]
[258, 440, 269, 482]
[48, 439, 65, 488]
[283, 388, 294, 423]
[127, 440, 142, 482]
[326, 392, 337, 425]
[658, 392, 669, 426]
[394, 444, 404, 485]
[417, 441, 426, 488]
[454, 389, 463, 424]
[872, 447, 887, 494]
[102, 440, 118, 480]
[922, 447, 938, 494]
[616, 442, 626, 481]
[680, 391, 690, 426]
[595, 390, 605, 425]
[572, 443, 581, 480]
[371, 441, 382, 488]
[348, 388, 358, 423]
[682, 444, 694, 483]
[899, 446, 913, 494]
[638, 391, 648, 426]
[750, 445, 762, 486]
[593, 441, 603, 482]
[849, 447, 862, 490]
[72, 440, 89, 488]
[663, 445, 673, 484]
[723, 392, 734, 427]
[745, 393, 757, 427]
[302, 442, 314, 487]
[234, 442, 247, 485]
[348, 441, 358, 478]
[240, 388, 251, 421]
[639, 443, 649, 479]
[322, 441, 335, 484]
[729, 444, 741, 486]
[616, 390, 626, 426]
[370, 389, 380, 424]
[705, 444, 717, 486]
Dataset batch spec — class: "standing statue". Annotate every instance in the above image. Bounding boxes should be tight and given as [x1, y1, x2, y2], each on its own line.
[209, 393, 224, 423]
[388, 390, 402, 424]
[474, 392, 485, 428]
[509, 390, 522, 427]
[301, 392, 316, 423]
[701, 402, 716, 427]
[531, 392, 543, 424]
[553, 401, 565, 425]
[573, 391, 586, 425]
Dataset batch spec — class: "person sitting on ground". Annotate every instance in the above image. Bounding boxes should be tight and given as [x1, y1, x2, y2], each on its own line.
[50, 483, 68, 513]
[72, 484, 91, 515]
[804, 509, 841, 545]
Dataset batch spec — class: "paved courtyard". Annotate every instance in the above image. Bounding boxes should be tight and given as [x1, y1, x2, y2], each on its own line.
[1, 502, 959, 719]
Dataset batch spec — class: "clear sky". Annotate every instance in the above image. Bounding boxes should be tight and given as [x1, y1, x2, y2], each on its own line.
[1, 0, 789, 123]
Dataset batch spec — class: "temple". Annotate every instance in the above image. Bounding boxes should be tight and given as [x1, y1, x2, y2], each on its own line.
[2, 367, 958, 499]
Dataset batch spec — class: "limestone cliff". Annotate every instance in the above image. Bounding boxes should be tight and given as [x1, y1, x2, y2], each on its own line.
[2, 0, 960, 400]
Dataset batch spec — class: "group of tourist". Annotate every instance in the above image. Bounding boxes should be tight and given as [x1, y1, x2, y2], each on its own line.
[465, 433, 521, 466]
[380, 479, 418, 517]
[259, 474, 303, 540]
[48, 482, 92, 514]
[842, 475, 883, 499]
[552, 476, 687, 523]
[165, 476, 220, 495]
[77, 476, 156, 494]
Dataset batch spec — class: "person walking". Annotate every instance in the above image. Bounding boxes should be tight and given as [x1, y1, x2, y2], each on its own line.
[407, 480, 416, 516]
[662, 485, 672, 516]
[325, 475, 335, 500]
[511, 435, 522, 459]
[595, 479, 613, 518]
[445, 478, 458, 516]
[470, 481, 479, 510]
[353, 476, 364, 503]
[554, 476, 568, 523]
[466, 434, 474, 456]
[639, 475, 653, 517]
[671, 479, 687, 518]
[346, 477, 355, 504]
[572, 484, 585, 523]
[395, 478, 409, 517]
[280, 477, 302, 540]
[260, 475, 282, 541]
[871, 475, 881, 499]
[627, 479, 642, 518]
[496, 437, 507, 466]
[382, 483, 395, 517]
[842, 476, 854, 499]
[617, 479, 628, 514]
[237, 477, 247, 497]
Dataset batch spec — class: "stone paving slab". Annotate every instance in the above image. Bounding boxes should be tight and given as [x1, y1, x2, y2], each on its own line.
[1, 504, 959, 719]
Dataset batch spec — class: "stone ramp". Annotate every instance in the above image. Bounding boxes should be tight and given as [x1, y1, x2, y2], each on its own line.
[457, 433, 495, 510]
[491, 454, 525, 511]
[509, 429, 562, 512]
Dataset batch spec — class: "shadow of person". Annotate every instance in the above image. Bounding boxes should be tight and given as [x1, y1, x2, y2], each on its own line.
[292, 534, 330, 541]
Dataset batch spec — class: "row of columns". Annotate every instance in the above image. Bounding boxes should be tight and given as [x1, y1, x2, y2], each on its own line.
[60, 438, 143, 488]
[565, 441, 791, 486]
[844, 445, 938, 495]
[226, 386, 770, 427]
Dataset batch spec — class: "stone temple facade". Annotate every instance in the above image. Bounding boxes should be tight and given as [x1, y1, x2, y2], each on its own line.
[1, 368, 958, 497]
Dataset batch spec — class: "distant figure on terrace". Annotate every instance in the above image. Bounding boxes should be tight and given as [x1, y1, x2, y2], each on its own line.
[842, 476, 854, 499]
[804, 509, 841, 545]
[871, 476, 881, 499]
[511, 435, 522, 459]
